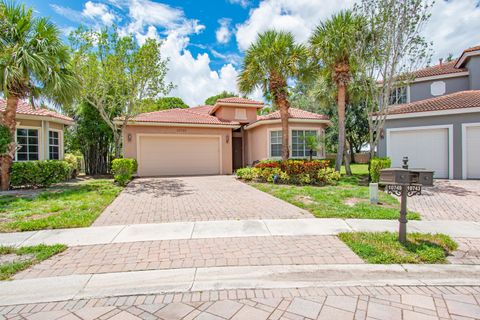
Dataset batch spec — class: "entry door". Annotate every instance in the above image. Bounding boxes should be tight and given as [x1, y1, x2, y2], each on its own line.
[388, 128, 449, 179]
[465, 125, 480, 179]
[232, 137, 243, 170]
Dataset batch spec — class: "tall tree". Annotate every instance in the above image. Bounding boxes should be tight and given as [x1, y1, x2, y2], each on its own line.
[204, 91, 237, 106]
[309, 10, 366, 172]
[0, 1, 78, 190]
[238, 30, 308, 160]
[353, 0, 432, 160]
[70, 27, 174, 158]
[138, 97, 189, 113]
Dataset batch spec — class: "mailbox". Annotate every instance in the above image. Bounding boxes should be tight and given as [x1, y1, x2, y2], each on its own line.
[410, 169, 434, 187]
[379, 168, 412, 185]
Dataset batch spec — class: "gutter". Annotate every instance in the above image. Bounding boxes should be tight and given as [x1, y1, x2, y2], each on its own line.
[244, 118, 332, 130]
[114, 120, 241, 129]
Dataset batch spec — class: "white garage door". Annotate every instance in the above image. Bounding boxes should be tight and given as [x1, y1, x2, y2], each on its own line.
[138, 135, 221, 177]
[465, 126, 480, 179]
[388, 128, 449, 179]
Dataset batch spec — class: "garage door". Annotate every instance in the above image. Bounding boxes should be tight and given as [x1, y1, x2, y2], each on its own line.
[138, 135, 221, 176]
[387, 128, 449, 179]
[465, 126, 480, 179]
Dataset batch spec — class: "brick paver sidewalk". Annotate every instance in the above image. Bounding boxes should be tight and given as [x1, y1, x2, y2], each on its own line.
[408, 180, 480, 221]
[94, 176, 311, 226]
[14, 236, 362, 279]
[448, 238, 480, 265]
[3, 285, 480, 319]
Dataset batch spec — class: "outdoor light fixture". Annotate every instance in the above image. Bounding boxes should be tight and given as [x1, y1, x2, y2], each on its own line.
[127, 133, 132, 142]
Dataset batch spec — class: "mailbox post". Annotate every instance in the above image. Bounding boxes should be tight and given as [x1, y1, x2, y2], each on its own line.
[379, 157, 434, 245]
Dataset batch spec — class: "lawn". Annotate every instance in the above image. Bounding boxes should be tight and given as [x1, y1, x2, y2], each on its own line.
[251, 164, 420, 220]
[339, 232, 458, 264]
[0, 179, 122, 232]
[0, 244, 66, 280]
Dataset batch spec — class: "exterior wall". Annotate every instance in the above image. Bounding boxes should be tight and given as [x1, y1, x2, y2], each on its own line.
[245, 122, 328, 166]
[377, 112, 480, 179]
[466, 56, 480, 90]
[15, 118, 66, 161]
[409, 76, 469, 103]
[214, 106, 258, 124]
[123, 125, 233, 174]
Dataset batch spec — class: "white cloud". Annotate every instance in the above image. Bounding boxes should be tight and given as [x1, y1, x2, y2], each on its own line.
[227, 0, 251, 8]
[235, 0, 354, 51]
[82, 1, 117, 25]
[216, 18, 232, 44]
[160, 32, 239, 106]
[424, 0, 480, 62]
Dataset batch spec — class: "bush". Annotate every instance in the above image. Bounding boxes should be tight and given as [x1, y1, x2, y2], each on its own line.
[236, 159, 338, 186]
[370, 157, 392, 182]
[111, 158, 137, 186]
[236, 167, 257, 180]
[11, 160, 71, 188]
[64, 153, 80, 178]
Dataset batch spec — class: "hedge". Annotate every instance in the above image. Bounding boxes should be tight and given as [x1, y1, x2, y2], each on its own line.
[111, 158, 138, 186]
[370, 157, 392, 182]
[11, 160, 72, 188]
[237, 159, 340, 186]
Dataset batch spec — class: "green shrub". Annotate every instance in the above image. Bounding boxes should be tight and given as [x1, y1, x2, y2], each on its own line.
[370, 157, 392, 182]
[236, 167, 256, 180]
[11, 160, 71, 188]
[0, 125, 12, 155]
[64, 153, 79, 178]
[317, 167, 341, 185]
[111, 158, 137, 186]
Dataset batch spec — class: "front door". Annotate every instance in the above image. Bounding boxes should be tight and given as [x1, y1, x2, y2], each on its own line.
[232, 137, 243, 170]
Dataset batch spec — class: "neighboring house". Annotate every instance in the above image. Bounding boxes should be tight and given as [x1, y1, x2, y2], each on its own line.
[0, 100, 73, 161]
[377, 45, 480, 179]
[120, 97, 330, 177]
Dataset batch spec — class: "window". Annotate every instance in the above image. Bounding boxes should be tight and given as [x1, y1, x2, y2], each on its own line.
[235, 108, 247, 120]
[49, 131, 60, 160]
[292, 130, 318, 158]
[270, 131, 282, 157]
[388, 86, 408, 105]
[16, 128, 39, 161]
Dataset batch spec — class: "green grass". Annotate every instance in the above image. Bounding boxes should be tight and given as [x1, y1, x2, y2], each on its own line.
[339, 232, 458, 264]
[0, 244, 66, 280]
[251, 163, 420, 220]
[0, 179, 122, 232]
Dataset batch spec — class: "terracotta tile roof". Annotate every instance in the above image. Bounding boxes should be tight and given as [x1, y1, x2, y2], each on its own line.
[129, 108, 240, 126]
[257, 108, 329, 121]
[216, 97, 264, 105]
[189, 105, 214, 114]
[0, 99, 73, 123]
[411, 60, 467, 79]
[386, 90, 480, 115]
[463, 45, 480, 53]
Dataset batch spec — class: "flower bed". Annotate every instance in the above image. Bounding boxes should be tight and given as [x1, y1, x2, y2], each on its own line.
[236, 159, 340, 186]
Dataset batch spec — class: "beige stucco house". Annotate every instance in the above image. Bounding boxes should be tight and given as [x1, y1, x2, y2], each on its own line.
[121, 97, 331, 177]
[0, 100, 73, 161]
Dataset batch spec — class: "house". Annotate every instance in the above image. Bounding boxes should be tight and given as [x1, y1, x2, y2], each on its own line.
[121, 97, 330, 177]
[377, 45, 480, 179]
[0, 100, 73, 161]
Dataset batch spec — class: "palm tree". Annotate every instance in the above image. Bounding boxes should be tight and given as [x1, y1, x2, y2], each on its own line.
[238, 30, 308, 161]
[309, 10, 364, 172]
[0, 0, 78, 190]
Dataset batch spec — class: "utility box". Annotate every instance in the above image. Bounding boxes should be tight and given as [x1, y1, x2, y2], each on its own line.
[379, 168, 412, 185]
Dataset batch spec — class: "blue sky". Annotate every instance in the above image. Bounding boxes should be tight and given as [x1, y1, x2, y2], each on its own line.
[24, 0, 480, 106]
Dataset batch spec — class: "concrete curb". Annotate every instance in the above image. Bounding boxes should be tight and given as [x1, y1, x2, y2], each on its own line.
[2, 264, 480, 306]
[1, 219, 480, 247]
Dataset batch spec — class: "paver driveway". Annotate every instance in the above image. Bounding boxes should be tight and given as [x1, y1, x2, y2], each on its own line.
[407, 180, 480, 221]
[94, 176, 311, 225]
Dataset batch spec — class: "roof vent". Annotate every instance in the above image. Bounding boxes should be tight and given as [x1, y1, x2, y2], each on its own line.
[439, 58, 443, 66]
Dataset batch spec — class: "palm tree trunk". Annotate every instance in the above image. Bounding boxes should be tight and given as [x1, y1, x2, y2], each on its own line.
[270, 72, 290, 161]
[0, 95, 19, 190]
[279, 101, 289, 161]
[335, 84, 346, 172]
